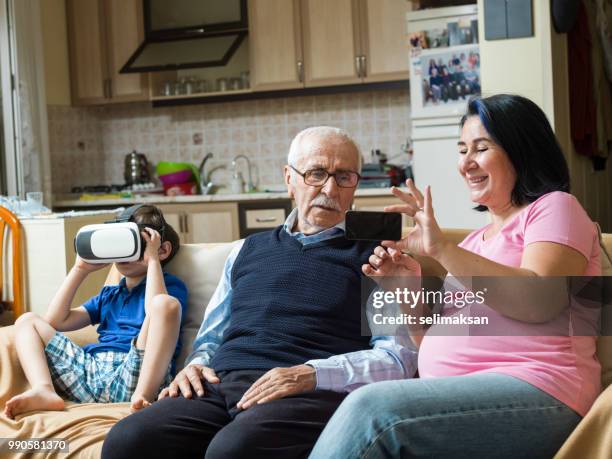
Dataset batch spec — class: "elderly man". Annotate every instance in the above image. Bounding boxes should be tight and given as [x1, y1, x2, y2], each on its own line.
[102, 126, 416, 459]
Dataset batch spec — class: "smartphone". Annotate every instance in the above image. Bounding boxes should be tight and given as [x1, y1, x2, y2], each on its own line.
[345, 210, 402, 241]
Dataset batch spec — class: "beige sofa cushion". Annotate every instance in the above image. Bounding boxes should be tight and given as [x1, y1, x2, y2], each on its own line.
[164, 242, 240, 371]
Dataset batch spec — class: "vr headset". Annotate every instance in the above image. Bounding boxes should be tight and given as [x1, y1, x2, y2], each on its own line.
[74, 204, 166, 264]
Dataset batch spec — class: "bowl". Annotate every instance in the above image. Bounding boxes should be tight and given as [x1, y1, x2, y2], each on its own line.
[156, 161, 193, 176]
[158, 169, 194, 186]
[163, 181, 197, 196]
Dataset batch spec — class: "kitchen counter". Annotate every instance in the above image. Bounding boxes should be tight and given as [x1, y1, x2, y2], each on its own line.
[53, 187, 399, 209]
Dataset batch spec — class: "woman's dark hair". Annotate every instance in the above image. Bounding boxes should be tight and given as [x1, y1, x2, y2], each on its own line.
[459, 94, 570, 211]
[133, 205, 180, 266]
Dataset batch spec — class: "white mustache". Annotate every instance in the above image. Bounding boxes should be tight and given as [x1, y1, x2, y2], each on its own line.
[311, 195, 341, 211]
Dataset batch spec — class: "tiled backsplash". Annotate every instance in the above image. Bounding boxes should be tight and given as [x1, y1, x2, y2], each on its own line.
[48, 88, 411, 193]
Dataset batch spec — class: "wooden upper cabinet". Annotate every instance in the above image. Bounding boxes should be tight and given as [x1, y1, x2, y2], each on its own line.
[104, 0, 148, 102]
[66, 0, 107, 104]
[248, 0, 304, 91]
[359, 0, 411, 82]
[300, 0, 362, 87]
[67, 0, 148, 105]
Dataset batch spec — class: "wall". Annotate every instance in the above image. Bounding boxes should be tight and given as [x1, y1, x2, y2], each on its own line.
[40, 0, 71, 106]
[477, 0, 611, 231]
[478, 0, 555, 119]
[49, 89, 411, 193]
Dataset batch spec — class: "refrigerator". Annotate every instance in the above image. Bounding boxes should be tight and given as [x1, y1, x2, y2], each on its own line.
[406, 4, 488, 229]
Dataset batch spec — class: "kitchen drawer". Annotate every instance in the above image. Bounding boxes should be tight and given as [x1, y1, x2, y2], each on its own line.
[238, 200, 293, 237]
[245, 208, 286, 229]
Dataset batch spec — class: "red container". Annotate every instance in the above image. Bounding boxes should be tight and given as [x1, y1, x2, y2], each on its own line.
[163, 182, 197, 196]
[158, 169, 194, 186]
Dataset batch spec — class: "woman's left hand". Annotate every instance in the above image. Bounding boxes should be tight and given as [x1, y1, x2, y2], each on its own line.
[385, 179, 448, 260]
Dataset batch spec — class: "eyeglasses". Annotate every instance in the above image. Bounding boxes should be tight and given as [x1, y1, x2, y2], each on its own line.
[290, 165, 361, 188]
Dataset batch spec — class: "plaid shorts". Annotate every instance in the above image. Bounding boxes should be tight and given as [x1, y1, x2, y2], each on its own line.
[44, 332, 173, 403]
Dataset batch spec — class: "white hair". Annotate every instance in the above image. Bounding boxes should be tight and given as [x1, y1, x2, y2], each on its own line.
[287, 126, 362, 178]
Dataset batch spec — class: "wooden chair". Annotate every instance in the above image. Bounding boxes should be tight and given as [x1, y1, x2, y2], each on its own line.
[0, 206, 24, 318]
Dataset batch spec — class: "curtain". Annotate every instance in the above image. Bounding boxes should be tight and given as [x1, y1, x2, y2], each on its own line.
[11, 0, 52, 201]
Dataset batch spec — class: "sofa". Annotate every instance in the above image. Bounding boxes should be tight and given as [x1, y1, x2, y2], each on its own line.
[0, 229, 610, 459]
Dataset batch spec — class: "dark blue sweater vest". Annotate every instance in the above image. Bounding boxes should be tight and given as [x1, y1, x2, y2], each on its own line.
[210, 226, 378, 372]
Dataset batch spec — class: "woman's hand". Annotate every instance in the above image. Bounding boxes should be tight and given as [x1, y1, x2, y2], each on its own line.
[385, 179, 448, 260]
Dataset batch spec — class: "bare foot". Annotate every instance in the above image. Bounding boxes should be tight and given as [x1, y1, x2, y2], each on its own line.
[3, 387, 64, 419]
[130, 393, 151, 412]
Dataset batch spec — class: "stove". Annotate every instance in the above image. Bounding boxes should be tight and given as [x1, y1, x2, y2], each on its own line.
[70, 182, 164, 196]
[71, 184, 128, 194]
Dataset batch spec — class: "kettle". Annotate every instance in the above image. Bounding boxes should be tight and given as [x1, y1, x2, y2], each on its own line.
[124, 150, 151, 185]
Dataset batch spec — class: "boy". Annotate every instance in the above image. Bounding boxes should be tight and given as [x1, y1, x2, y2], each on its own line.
[3, 205, 188, 418]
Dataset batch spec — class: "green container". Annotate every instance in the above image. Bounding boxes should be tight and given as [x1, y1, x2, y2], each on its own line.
[156, 161, 201, 192]
[156, 161, 192, 176]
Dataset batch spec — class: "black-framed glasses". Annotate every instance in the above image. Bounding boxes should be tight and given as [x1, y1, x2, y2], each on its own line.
[290, 165, 361, 188]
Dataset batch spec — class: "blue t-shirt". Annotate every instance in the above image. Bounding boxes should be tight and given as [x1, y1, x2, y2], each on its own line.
[82, 272, 188, 369]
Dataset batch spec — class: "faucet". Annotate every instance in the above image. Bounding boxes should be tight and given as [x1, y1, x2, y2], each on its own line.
[231, 154, 255, 192]
[198, 152, 215, 194]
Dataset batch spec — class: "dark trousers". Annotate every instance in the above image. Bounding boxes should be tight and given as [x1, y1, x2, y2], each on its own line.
[101, 370, 347, 459]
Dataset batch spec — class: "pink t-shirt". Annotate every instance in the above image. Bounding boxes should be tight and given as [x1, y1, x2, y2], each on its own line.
[418, 191, 602, 416]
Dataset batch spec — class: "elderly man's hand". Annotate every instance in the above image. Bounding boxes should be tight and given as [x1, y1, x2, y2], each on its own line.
[157, 364, 220, 400]
[236, 365, 316, 410]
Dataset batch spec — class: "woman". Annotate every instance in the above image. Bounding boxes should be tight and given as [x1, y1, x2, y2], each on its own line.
[309, 94, 602, 458]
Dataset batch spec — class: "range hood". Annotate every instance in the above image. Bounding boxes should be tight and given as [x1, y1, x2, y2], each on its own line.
[121, 0, 248, 74]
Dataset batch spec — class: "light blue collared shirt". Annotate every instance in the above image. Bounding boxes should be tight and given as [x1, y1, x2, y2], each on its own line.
[186, 208, 417, 392]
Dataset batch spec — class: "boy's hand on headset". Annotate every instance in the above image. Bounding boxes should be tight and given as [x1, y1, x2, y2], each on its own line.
[142, 227, 162, 264]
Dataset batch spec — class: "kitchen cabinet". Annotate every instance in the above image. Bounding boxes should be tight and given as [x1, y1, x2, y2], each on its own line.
[248, 0, 411, 91]
[248, 0, 304, 91]
[157, 203, 240, 244]
[66, 0, 148, 105]
[300, 0, 363, 87]
[238, 200, 293, 237]
[359, 0, 411, 82]
[159, 210, 187, 244]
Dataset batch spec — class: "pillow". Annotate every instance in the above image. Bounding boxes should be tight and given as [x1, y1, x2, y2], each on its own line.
[165, 242, 240, 371]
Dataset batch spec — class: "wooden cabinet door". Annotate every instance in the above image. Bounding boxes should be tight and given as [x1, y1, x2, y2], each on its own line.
[66, 0, 108, 105]
[249, 0, 304, 91]
[157, 205, 189, 243]
[359, 0, 411, 83]
[104, 0, 149, 102]
[300, 0, 363, 87]
[186, 204, 240, 244]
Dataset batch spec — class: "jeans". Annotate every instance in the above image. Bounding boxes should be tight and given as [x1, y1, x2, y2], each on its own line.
[309, 373, 581, 459]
